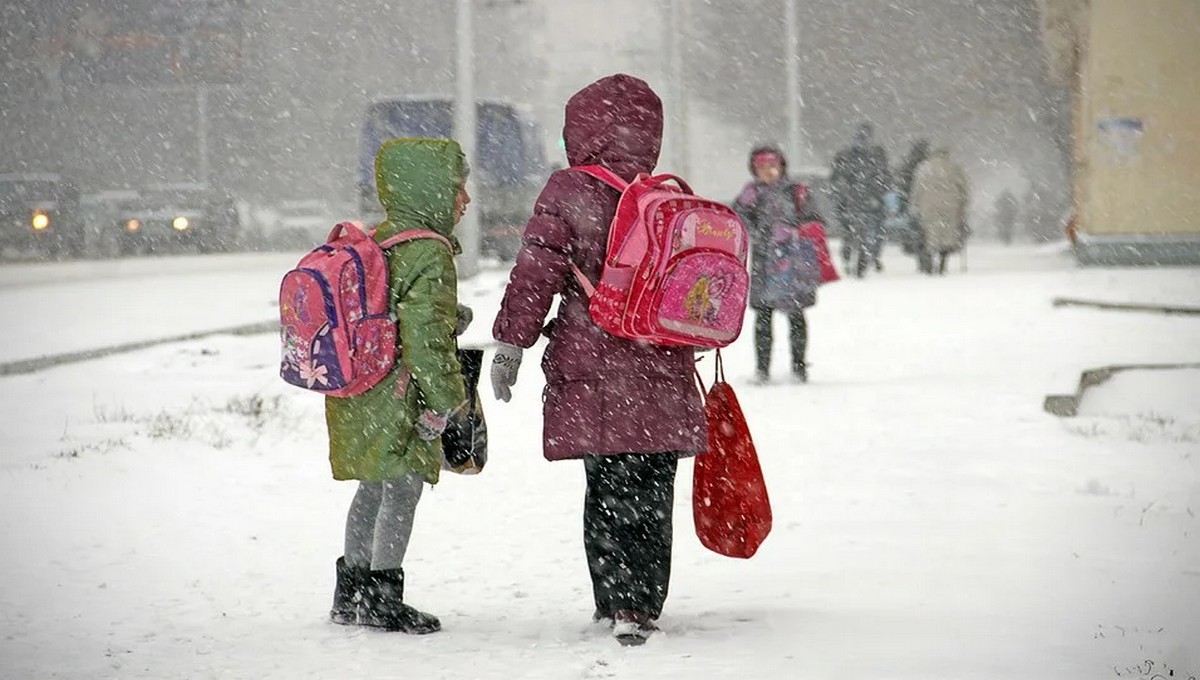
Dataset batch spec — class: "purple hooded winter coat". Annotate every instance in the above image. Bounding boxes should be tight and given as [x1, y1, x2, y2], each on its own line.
[492, 74, 707, 462]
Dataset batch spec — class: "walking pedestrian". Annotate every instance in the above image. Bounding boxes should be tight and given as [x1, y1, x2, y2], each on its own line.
[830, 122, 889, 277]
[732, 145, 828, 383]
[489, 74, 706, 647]
[911, 146, 970, 275]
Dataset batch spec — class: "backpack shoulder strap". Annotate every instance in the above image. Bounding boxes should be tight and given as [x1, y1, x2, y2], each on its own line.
[570, 264, 596, 298]
[564, 166, 628, 298]
[570, 165, 629, 192]
[377, 229, 453, 252]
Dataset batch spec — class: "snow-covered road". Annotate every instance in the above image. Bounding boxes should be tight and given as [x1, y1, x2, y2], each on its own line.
[1, 243, 1198, 679]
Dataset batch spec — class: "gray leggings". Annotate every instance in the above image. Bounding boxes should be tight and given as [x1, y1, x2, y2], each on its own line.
[343, 474, 424, 571]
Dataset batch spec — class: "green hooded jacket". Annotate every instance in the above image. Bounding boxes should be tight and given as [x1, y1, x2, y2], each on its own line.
[326, 138, 467, 484]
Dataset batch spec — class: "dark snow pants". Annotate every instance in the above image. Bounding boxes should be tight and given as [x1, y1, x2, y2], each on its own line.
[840, 211, 882, 277]
[583, 452, 678, 620]
[754, 307, 807, 375]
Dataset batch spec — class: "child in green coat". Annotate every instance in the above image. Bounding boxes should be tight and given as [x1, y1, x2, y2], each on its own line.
[326, 138, 471, 633]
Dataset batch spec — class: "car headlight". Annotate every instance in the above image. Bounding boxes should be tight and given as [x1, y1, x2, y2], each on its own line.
[172, 216, 190, 231]
[31, 211, 50, 231]
[125, 219, 141, 232]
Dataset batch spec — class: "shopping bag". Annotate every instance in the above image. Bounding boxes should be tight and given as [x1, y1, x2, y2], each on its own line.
[795, 220, 840, 284]
[692, 353, 772, 558]
[442, 348, 488, 475]
[760, 223, 821, 312]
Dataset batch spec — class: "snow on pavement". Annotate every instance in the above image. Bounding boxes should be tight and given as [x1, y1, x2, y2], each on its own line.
[0, 253, 298, 365]
[1, 244, 1198, 679]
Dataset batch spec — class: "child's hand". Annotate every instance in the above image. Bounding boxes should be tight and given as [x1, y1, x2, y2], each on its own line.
[415, 409, 451, 441]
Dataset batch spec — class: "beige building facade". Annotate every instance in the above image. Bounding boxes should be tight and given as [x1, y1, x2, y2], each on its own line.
[1070, 0, 1200, 264]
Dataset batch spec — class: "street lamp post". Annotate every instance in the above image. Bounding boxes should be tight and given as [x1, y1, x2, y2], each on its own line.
[455, 0, 480, 278]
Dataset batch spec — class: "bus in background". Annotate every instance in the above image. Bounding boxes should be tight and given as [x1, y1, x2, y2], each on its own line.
[359, 97, 546, 261]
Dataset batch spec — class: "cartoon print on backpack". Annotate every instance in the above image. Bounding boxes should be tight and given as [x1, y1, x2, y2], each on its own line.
[683, 273, 733, 325]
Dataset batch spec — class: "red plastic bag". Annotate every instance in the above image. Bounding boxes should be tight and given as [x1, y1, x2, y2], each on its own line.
[796, 221, 840, 284]
[693, 354, 772, 558]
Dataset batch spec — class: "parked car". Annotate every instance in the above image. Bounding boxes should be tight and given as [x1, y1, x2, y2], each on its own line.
[0, 173, 84, 257]
[108, 183, 240, 255]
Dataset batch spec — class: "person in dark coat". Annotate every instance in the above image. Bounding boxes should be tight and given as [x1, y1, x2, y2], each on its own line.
[830, 122, 890, 277]
[994, 190, 1019, 245]
[732, 145, 825, 383]
[488, 74, 706, 646]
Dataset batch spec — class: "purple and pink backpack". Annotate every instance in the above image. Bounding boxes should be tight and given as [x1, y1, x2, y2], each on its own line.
[279, 222, 451, 397]
[570, 166, 750, 349]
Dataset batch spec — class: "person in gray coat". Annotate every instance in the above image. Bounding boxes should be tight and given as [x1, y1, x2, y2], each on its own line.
[911, 147, 970, 275]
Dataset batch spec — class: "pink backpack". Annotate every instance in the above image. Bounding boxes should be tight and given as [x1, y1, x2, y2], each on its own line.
[279, 222, 451, 397]
[570, 166, 750, 349]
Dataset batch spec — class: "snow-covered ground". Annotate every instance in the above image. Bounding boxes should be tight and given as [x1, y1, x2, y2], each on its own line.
[1, 243, 1198, 679]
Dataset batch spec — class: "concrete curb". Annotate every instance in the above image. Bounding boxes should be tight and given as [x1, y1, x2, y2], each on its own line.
[1052, 297, 1200, 316]
[1044, 362, 1200, 417]
[0, 322, 499, 378]
[0, 321, 278, 377]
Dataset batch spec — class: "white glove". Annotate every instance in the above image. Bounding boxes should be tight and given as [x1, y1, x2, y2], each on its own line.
[490, 343, 523, 402]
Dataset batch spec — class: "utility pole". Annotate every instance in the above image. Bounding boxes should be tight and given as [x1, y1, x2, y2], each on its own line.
[785, 0, 804, 166]
[665, 0, 690, 177]
[455, 0, 480, 278]
[197, 85, 210, 187]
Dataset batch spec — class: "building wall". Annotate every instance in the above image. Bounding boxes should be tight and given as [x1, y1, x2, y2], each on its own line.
[531, 0, 670, 166]
[1079, 0, 1200, 237]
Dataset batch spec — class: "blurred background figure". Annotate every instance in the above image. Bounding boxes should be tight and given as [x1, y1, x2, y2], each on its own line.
[881, 186, 918, 271]
[893, 139, 930, 266]
[733, 145, 827, 384]
[911, 146, 970, 275]
[994, 189, 1019, 245]
[830, 122, 889, 278]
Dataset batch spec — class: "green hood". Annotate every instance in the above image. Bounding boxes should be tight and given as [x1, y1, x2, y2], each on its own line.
[374, 137, 465, 250]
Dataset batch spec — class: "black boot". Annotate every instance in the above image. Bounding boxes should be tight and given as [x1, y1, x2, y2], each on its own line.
[330, 557, 364, 625]
[613, 609, 659, 646]
[359, 568, 441, 634]
[793, 362, 808, 383]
